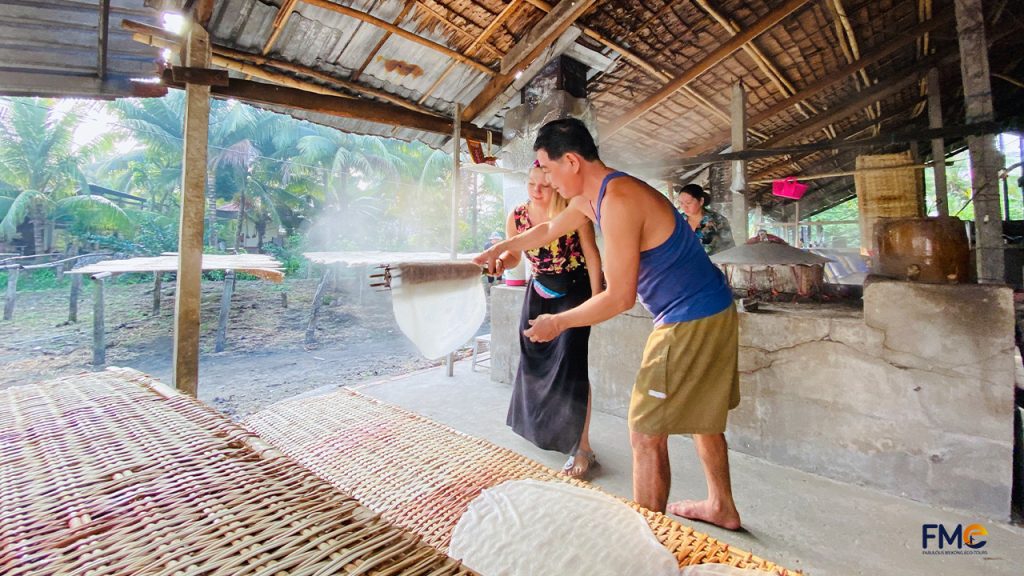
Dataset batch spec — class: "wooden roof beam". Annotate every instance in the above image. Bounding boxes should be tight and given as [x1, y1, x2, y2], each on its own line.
[601, 0, 813, 139]
[301, 0, 495, 76]
[757, 51, 956, 149]
[664, 119, 1022, 167]
[413, 0, 504, 60]
[417, 0, 524, 106]
[524, 0, 672, 83]
[261, 0, 300, 56]
[97, 0, 110, 80]
[353, 0, 417, 82]
[746, 107, 916, 184]
[685, 10, 955, 157]
[186, 0, 215, 27]
[124, 19, 440, 116]
[499, 0, 597, 75]
[161, 73, 502, 145]
[693, 0, 814, 119]
[462, 0, 597, 123]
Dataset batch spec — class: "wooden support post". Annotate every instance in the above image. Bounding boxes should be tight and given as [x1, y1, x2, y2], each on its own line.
[956, 0, 1004, 283]
[730, 82, 749, 241]
[928, 68, 949, 216]
[153, 272, 162, 315]
[4, 267, 18, 321]
[305, 267, 333, 344]
[69, 273, 81, 323]
[215, 270, 235, 353]
[794, 202, 801, 248]
[92, 272, 110, 366]
[447, 103, 461, 378]
[173, 21, 212, 396]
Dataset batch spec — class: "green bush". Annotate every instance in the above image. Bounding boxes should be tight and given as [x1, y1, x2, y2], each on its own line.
[0, 268, 67, 291]
[263, 234, 307, 277]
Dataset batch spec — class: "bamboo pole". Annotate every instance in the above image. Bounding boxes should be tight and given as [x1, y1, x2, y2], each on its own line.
[601, 0, 812, 138]
[215, 270, 235, 353]
[302, 0, 494, 76]
[125, 21, 441, 116]
[747, 164, 926, 185]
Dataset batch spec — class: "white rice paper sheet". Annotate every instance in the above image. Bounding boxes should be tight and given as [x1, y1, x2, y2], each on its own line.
[391, 273, 486, 360]
[449, 479, 681, 576]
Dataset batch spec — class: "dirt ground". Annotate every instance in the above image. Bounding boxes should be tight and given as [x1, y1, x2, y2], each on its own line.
[0, 271, 490, 418]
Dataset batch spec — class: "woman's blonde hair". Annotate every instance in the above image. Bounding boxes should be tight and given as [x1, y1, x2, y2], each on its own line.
[529, 164, 568, 218]
[547, 192, 568, 218]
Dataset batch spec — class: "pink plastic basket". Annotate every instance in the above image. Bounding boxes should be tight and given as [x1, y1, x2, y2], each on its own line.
[772, 177, 808, 200]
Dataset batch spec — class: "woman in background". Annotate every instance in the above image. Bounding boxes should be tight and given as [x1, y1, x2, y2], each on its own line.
[676, 183, 736, 255]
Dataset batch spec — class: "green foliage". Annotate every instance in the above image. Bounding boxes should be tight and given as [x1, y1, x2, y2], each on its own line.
[0, 268, 67, 291]
[262, 234, 307, 276]
[3, 94, 507, 259]
[85, 210, 177, 255]
[806, 197, 861, 248]
[0, 98, 113, 253]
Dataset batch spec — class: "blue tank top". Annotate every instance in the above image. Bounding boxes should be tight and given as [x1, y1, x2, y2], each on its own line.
[595, 172, 733, 326]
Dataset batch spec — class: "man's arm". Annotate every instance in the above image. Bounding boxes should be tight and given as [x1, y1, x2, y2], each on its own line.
[524, 187, 642, 341]
[577, 219, 604, 296]
[474, 201, 589, 275]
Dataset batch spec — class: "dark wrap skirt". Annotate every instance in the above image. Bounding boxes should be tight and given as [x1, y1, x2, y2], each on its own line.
[506, 268, 592, 454]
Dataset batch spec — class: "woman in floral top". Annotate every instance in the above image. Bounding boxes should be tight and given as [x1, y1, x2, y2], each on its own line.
[490, 164, 603, 479]
[676, 184, 736, 255]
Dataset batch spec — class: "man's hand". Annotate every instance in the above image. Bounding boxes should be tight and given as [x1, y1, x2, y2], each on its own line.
[473, 245, 505, 276]
[524, 314, 564, 342]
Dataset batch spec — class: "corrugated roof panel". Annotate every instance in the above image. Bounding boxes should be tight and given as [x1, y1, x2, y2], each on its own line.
[204, 0, 497, 148]
[0, 0, 162, 98]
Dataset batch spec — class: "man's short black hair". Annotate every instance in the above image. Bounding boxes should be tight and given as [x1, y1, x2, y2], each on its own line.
[533, 117, 600, 161]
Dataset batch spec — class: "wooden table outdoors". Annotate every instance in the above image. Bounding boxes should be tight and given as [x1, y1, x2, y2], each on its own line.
[69, 253, 283, 365]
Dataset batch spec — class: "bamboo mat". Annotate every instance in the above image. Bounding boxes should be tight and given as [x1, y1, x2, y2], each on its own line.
[244, 389, 797, 575]
[0, 368, 474, 576]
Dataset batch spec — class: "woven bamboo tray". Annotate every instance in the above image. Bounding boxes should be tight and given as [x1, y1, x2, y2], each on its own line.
[244, 388, 797, 575]
[0, 368, 475, 576]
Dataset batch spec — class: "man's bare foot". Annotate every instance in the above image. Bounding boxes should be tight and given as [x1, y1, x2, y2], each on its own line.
[666, 499, 742, 530]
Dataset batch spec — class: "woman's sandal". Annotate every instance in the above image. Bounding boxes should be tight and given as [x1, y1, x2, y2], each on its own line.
[561, 449, 598, 480]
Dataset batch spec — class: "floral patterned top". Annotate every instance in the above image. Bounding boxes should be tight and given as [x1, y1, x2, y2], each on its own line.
[513, 203, 586, 275]
[692, 209, 735, 255]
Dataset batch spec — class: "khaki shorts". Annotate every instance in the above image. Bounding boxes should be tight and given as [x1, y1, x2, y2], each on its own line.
[629, 304, 740, 435]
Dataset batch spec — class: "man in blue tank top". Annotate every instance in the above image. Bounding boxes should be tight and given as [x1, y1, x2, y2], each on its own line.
[476, 118, 742, 530]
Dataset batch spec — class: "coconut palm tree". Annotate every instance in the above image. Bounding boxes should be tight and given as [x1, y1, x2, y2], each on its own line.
[297, 128, 407, 248]
[0, 98, 128, 254]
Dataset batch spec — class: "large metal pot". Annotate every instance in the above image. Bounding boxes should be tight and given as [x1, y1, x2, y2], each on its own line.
[712, 240, 832, 298]
[873, 216, 970, 283]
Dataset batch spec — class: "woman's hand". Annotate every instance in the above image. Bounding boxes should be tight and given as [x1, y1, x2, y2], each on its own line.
[474, 245, 505, 276]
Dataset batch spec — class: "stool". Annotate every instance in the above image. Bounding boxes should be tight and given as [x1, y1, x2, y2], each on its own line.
[471, 334, 491, 371]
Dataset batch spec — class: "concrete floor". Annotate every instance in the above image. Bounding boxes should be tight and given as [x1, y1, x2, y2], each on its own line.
[334, 358, 1024, 576]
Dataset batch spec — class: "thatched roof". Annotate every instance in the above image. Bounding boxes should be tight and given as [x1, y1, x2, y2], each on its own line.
[5, 1, 1022, 216]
